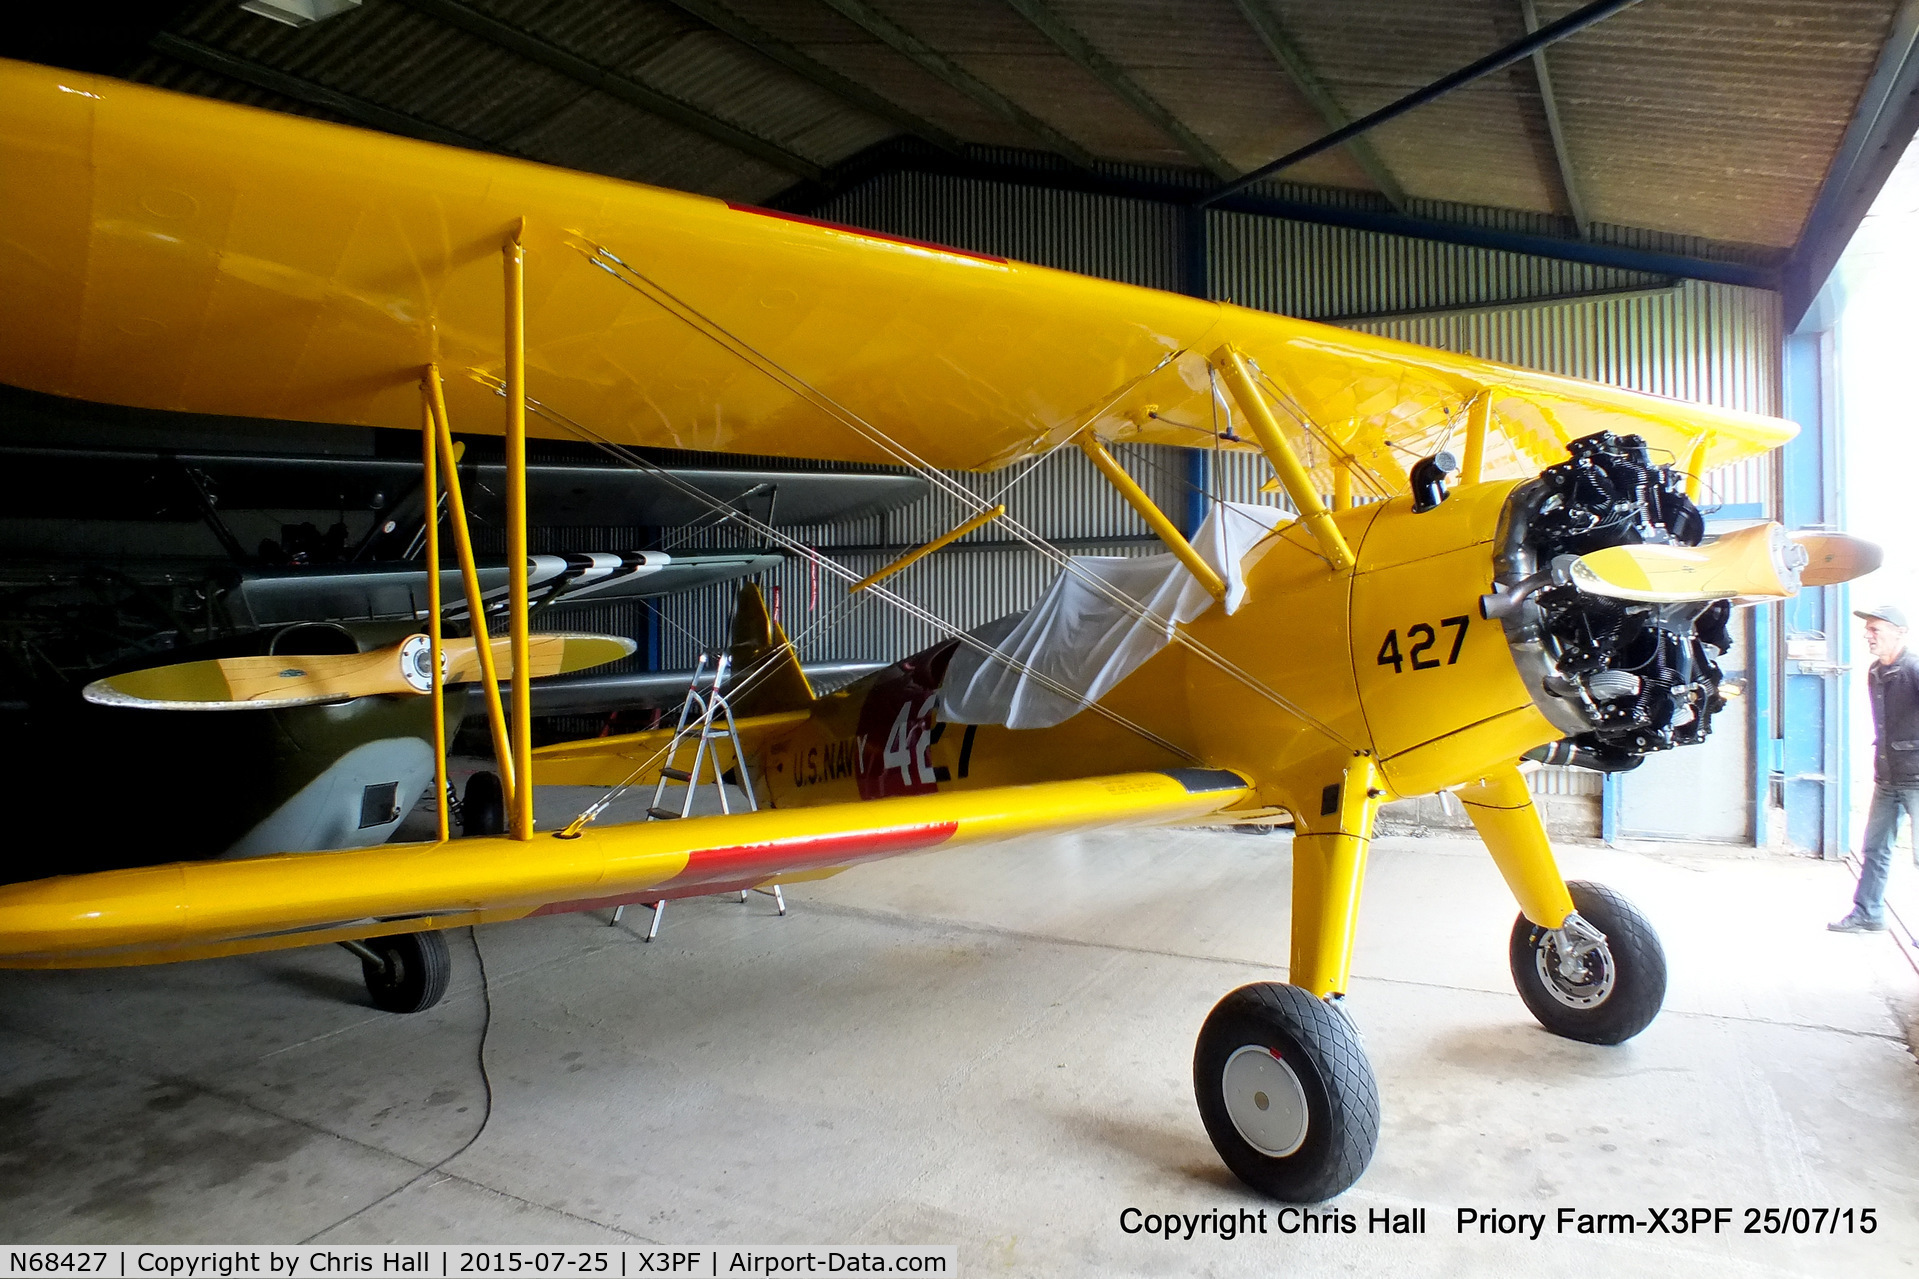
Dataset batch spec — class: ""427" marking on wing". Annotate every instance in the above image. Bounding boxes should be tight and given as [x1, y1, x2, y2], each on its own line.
[1376, 616, 1470, 673]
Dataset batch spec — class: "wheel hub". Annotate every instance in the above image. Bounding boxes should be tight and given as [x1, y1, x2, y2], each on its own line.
[1221, 1045, 1309, 1158]
[1535, 912, 1615, 1009]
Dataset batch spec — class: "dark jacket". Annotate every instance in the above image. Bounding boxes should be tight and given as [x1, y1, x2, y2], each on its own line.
[1868, 647, 1919, 786]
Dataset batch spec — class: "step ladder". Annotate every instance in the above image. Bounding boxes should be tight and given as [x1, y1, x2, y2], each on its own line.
[612, 652, 768, 939]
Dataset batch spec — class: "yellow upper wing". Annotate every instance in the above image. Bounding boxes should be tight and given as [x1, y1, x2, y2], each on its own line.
[0, 60, 1794, 493]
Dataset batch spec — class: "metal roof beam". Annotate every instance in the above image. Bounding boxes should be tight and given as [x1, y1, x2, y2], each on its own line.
[1000, 0, 1236, 179]
[1200, 0, 1644, 207]
[150, 33, 505, 153]
[656, 0, 964, 153]
[812, 0, 1097, 168]
[1228, 0, 1408, 210]
[1784, 0, 1919, 327]
[1519, 0, 1592, 238]
[392, 0, 824, 181]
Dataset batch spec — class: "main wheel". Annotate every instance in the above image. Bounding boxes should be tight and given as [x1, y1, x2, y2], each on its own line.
[1510, 880, 1666, 1045]
[1194, 983, 1379, 1202]
[462, 770, 505, 837]
[360, 930, 452, 1014]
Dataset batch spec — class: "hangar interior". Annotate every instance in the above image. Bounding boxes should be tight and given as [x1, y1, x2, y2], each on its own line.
[2, 0, 1917, 1269]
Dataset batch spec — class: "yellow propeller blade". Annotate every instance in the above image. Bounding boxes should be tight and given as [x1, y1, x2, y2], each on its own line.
[1567, 522, 1807, 604]
[83, 632, 636, 711]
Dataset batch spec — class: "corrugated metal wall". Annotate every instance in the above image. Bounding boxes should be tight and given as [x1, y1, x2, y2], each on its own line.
[655, 170, 1787, 749]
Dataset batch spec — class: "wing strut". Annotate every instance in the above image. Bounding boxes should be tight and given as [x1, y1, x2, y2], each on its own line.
[1461, 391, 1492, 485]
[421, 391, 451, 843]
[852, 504, 1006, 593]
[505, 221, 534, 840]
[1682, 433, 1711, 501]
[1213, 346, 1356, 572]
[1074, 430, 1227, 599]
[425, 368, 517, 809]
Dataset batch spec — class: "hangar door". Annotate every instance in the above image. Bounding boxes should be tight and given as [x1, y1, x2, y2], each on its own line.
[1609, 512, 1764, 844]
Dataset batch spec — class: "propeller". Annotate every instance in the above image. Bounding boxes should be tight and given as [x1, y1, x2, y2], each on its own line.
[83, 632, 636, 711]
[1566, 522, 1882, 604]
[1790, 530, 1884, 587]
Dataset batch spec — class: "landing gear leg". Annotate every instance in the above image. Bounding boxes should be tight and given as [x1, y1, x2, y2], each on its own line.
[1195, 759, 1382, 1202]
[1461, 764, 1666, 1044]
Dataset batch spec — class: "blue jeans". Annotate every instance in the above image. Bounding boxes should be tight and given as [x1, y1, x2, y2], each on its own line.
[1852, 782, 1919, 923]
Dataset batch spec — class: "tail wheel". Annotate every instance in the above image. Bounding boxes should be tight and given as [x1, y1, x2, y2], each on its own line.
[1510, 880, 1666, 1045]
[1194, 982, 1379, 1203]
[462, 770, 506, 837]
[360, 930, 452, 1014]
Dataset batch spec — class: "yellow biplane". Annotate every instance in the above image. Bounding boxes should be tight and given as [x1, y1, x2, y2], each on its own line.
[0, 59, 1879, 1202]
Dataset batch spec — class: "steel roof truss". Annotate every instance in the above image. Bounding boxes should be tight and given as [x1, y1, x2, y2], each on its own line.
[392, 0, 826, 181]
[1001, 0, 1237, 180]
[1227, 0, 1408, 210]
[813, 0, 1097, 168]
[1520, 0, 1592, 239]
[658, 0, 964, 154]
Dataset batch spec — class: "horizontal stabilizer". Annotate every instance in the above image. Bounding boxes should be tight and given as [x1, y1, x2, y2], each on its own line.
[0, 445, 926, 528]
[520, 662, 883, 717]
[230, 551, 782, 628]
[84, 632, 634, 710]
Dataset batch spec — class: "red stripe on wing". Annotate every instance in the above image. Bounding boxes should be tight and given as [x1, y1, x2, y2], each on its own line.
[665, 820, 959, 889]
[530, 821, 959, 916]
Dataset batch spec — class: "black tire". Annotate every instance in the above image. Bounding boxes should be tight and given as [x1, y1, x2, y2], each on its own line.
[1193, 982, 1379, 1203]
[360, 930, 452, 1014]
[462, 770, 505, 837]
[1510, 880, 1666, 1045]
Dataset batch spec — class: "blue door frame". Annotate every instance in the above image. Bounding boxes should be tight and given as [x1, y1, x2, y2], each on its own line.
[1778, 330, 1851, 858]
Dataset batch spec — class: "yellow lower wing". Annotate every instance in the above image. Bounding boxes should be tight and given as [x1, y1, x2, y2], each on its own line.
[84, 632, 635, 710]
[0, 770, 1249, 969]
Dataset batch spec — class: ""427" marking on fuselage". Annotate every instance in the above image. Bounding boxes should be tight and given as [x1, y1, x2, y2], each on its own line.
[1376, 615, 1470, 673]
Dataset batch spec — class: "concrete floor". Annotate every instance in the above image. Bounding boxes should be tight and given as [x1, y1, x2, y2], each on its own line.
[2, 802, 1916, 1276]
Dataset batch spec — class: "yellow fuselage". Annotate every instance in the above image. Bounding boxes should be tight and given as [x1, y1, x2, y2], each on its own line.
[759, 478, 1553, 828]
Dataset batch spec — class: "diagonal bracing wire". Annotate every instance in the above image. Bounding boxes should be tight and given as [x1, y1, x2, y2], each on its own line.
[559, 586, 876, 832]
[573, 241, 1362, 751]
[478, 385, 1206, 811]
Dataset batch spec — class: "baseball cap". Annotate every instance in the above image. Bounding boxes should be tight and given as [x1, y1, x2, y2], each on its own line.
[1855, 604, 1908, 628]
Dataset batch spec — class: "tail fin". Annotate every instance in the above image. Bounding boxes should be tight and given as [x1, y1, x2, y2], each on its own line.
[727, 583, 815, 717]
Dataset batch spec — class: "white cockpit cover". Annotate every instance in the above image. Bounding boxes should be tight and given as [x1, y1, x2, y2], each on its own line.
[940, 501, 1291, 729]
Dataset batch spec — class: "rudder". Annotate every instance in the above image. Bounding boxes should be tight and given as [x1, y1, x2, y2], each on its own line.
[727, 583, 814, 717]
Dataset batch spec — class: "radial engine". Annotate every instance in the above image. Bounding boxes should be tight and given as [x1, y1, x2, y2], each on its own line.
[1490, 432, 1761, 771]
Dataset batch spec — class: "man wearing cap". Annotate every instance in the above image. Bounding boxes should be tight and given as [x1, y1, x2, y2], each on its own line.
[1831, 604, 1919, 932]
